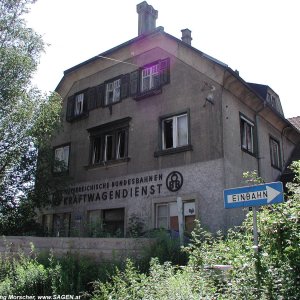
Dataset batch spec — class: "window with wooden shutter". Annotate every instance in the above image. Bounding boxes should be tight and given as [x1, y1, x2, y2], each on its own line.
[120, 73, 130, 100]
[105, 78, 121, 105]
[66, 95, 75, 122]
[160, 58, 170, 85]
[66, 90, 89, 122]
[87, 87, 97, 111]
[95, 84, 104, 108]
[74, 93, 84, 116]
[131, 58, 170, 100]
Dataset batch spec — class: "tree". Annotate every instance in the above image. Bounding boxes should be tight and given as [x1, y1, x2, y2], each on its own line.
[0, 0, 62, 234]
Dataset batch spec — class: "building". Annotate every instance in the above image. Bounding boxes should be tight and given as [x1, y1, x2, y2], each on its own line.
[41, 1, 300, 237]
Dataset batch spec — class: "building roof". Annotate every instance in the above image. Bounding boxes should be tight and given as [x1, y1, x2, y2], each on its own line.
[62, 26, 228, 77]
[56, 25, 300, 146]
[288, 116, 300, 131]
[247, 83, 268, 99]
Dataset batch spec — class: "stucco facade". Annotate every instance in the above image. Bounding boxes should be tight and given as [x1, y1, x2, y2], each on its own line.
[40, 2, 300, 237]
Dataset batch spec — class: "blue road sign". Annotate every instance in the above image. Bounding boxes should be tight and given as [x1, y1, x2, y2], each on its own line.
[224, 181, 284, 209]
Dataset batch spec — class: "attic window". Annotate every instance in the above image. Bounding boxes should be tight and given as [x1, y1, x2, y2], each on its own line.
[74, 93, 84, 116]
[105, 78, 121, 105]
[141, 63, 160, 92]
[130, 58, 170, 100]
[66, 89, 89, 122]
[267, 93, 277, 109]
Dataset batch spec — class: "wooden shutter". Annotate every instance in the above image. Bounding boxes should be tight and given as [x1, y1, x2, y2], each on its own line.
[95, 84, 105, 108]
[120, 73, 130, 100]
[87, 87, 97, 111]
[160, 58, 170, 85]
[130, 69, 140, 97]
[83, 90, 88, 113]
[66, 95, 75, 122]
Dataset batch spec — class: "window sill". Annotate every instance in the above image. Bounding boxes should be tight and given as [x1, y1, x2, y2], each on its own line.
[154, 145, 193, 157]
[103, 100, 121, 107]
[241, 147, 256, 158]
[271, 164, 282, 171]
[85, 157, 130, 170]
[134, 88, 162, 101]
[52, 171, 70, 177]
[67, 112, 89, 122]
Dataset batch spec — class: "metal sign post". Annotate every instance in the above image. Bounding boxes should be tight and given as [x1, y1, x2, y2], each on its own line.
[177, 196, 184, 246]
[224, 181, 284, 252]
[252, 207, 259, 253]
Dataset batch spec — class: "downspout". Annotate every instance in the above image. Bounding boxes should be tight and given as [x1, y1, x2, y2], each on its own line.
[281, 126, 292, 169]
[255, 102, 267, 178]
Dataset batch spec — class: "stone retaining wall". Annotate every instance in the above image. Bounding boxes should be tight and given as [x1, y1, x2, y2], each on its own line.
[0, 236, 154, 261]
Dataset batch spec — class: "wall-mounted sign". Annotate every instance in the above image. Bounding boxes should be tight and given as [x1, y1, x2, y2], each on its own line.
[166, 171, 183, 192]
[54, 170, 187, 207]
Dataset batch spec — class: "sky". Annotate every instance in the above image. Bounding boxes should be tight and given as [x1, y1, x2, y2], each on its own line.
[26, 0, 300, 118]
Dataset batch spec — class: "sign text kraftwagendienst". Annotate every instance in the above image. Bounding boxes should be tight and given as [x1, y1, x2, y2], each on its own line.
[62, 173, 164, 206]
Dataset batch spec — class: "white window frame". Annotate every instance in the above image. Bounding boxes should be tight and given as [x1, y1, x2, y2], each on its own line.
[74, 93, 84, 116]
[156, 203, 169, 229]
[141, 63, 159, 92]
[162, 113, 188, 150]
[116, 129, 126, 159]
[54, 145, 70, 173]
[92, 137, 102, 165]
[155, 201, 196, 230]
[91, 130, 127, 164]
[105, 79, 121, 105]
[104, 134, 113, 162]
[240, 116, 254, 154]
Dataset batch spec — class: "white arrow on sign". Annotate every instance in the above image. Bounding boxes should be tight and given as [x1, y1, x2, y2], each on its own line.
[228, 185, 281, 204]
[266, 185, 281, 203]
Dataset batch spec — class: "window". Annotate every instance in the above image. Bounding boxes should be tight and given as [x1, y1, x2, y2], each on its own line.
[156, 204, 169, 229]
[240, 115, 255, 154]
[74, 93, 84, 116]
[103, 208, 125, 237]
[89, 117, 131, 166]
[105, 78, 121, 105]
[162, 113, 188, 150]
[156, 201, 195, 233]
[52, 213, 71, 237]
[270, 137, 281, 169]
[141, 63, 160, 92]
[54, 145, 70, 173]
[267, 92, 277, 109]
[66, 90, 89, 122]
[130, 58, 170, 100]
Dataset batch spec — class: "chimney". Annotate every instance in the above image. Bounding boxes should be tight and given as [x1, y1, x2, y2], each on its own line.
[181, 29, 192, 45]
[137, 1, 158, 35]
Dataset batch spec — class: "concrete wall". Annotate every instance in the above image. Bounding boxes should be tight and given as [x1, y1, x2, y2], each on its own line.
[46, 30, 300, 235]
[53, 46, 224, 182]
[0, 236, 154, 262]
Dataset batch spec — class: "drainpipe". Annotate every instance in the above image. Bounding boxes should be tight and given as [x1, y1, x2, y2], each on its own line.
[255, 102, 267, 177]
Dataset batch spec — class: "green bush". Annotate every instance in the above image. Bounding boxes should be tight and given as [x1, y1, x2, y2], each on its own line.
[92, 258, 199, 300]
[0, 250, 56, 296]
[92, 161, 300, 299]
[138, 229, 188, 272]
